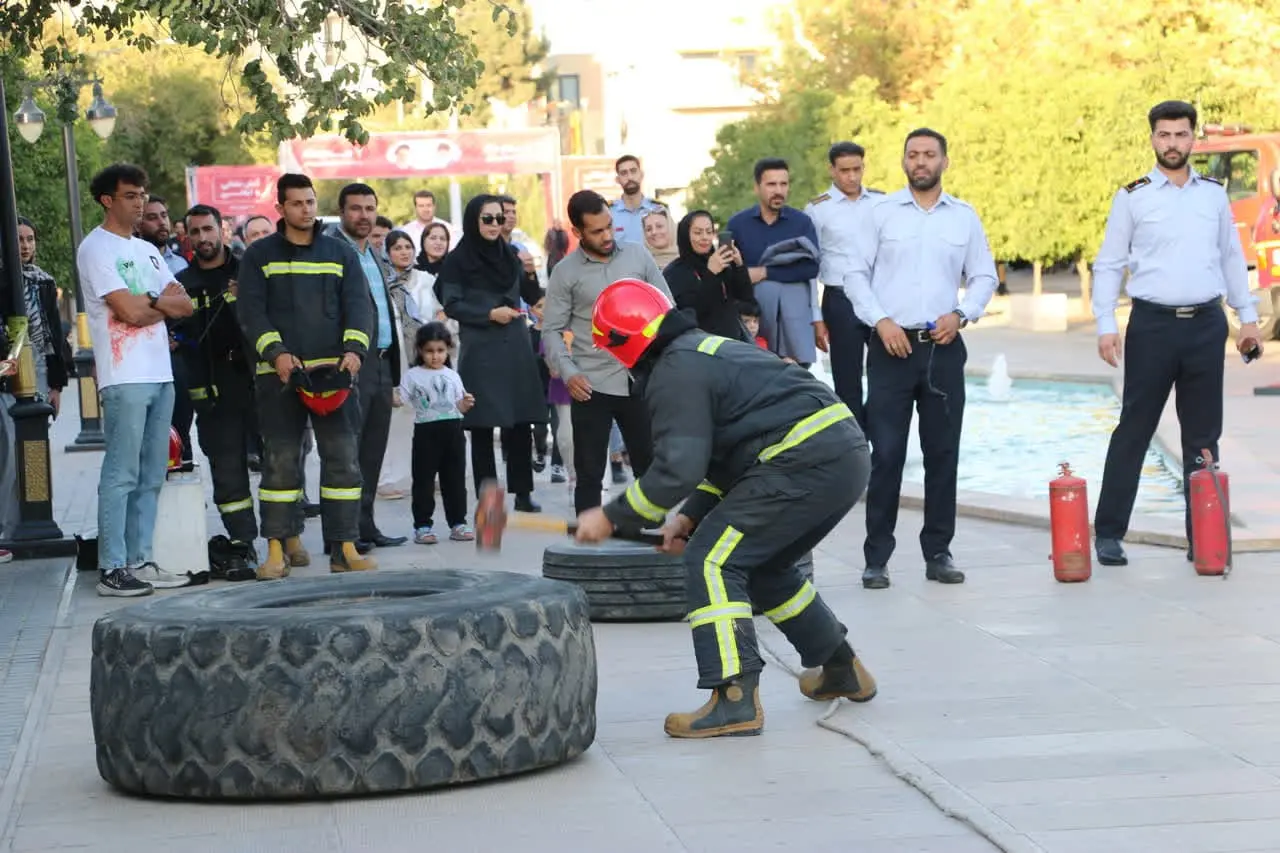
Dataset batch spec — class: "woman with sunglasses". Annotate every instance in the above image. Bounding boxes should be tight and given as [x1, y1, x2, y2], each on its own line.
[438, 195, 548, 511]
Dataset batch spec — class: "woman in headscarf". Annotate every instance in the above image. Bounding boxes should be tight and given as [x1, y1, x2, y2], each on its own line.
[662, 210, 753, 342]
[642, 208, 679, 268]
[439, 195, 548, 512]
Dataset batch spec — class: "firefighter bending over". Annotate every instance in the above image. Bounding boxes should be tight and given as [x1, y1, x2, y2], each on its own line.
[236, 173, 376, 577]
[574, 278, 877, 738]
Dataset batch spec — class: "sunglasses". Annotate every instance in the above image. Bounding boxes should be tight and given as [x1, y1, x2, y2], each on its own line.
[479, 214, 507, 226]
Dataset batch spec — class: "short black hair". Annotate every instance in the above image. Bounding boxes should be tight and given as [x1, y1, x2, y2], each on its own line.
[737, 300, 761, 318]
[413, 189, 435, 202]
[904, 128, 947, 156]
[147, 195, 168, 208]
[375, 215, 394, 229]
[498, 195, 517, 208]
[276, 173, 314, 204]
[89, 163, 149, 208]
[1148, 100, 1197, 131]
[184, 204, 222, 227]
[383, 229, 415, 253]
[828, 141, 866, 164]
[615, 154, 640, 172]
[567, 189, 609, 229]
[753, 158, 788, 183]
[338, 182, 377, 210]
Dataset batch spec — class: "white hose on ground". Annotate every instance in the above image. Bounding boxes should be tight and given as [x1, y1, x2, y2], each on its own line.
[755, 630, 1046, 853]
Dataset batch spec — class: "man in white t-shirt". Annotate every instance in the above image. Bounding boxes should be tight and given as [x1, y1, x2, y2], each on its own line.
[79, 163, 195, 597]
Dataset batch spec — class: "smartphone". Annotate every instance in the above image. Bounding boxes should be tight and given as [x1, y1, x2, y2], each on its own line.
[716, 230, 734, 249]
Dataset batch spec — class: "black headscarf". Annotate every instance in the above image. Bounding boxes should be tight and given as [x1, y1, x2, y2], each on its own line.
[414, 221, 451, 274]
[438, 195, 519, 292]
[675, 210, 715, 273]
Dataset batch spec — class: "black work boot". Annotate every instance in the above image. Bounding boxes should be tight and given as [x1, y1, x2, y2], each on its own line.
[862, 565, 890, 589]
[1095, 537, 1128, 566]
[664, 672, 764, 739]
[925, 553, 965, 584]
[799, 642, 877, 703]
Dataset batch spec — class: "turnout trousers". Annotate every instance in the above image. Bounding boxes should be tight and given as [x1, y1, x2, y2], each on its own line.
[682, 413, 869, 689]
[1094, 299, 1227, 544]
[192, 360, 258, 543]
[255, 374, 362, 543]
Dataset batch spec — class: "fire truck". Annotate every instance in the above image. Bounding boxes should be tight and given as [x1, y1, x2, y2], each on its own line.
[1191, 125, 1280, 336]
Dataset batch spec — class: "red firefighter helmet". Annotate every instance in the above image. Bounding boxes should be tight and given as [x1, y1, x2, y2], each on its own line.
[167, 427, 183, 473]
[591, 278, 675, 368]
[291, 362, 353, 416]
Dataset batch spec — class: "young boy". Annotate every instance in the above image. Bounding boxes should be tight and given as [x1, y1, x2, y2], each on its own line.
[740, 300, 797, 364]
[574, 279, 876, 739]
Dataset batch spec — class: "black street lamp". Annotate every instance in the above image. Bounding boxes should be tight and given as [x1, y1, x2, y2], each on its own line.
[14, 77, 118, 453]
[0, 75, 75, 558]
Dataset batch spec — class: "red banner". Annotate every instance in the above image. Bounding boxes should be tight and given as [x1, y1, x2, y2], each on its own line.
[185, 165, 282, 222]
[277, 129, 561, 180]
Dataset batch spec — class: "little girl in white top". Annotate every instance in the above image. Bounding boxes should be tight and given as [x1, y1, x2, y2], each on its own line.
[394, 322, 475, 544]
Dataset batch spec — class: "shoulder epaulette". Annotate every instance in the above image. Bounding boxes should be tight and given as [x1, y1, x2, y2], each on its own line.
[1200, 175, 1223, 186]
[866, 187, 885, 195]
[1124, 176, 1151, 193]
[809, 192, 831, 205]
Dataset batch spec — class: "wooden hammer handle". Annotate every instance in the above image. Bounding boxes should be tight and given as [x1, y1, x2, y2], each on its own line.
[565, 522, 665, 547]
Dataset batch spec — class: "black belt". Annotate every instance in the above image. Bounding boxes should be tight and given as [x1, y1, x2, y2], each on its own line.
[901, 328, 935, 344]
[1132, 297, 1221, 318]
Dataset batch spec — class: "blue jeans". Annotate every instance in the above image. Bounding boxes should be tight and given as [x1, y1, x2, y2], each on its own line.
[97, 382, 175, 572]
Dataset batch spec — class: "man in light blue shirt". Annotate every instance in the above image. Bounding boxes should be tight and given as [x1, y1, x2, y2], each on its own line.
[609, 155, 666, 245]
[805, 141, 884, 426]
[333, 183, 407, 551]
[846, 128, 999, 590]
[1090, 100, 1262, 568]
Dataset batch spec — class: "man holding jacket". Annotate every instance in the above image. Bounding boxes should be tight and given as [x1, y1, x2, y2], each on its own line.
[237, 173, 376, 578]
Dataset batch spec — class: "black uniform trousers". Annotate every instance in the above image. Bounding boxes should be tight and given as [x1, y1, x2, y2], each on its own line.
[170, 349, 194, 463]
[194, 359, 258, 543]
[863, 330, 967, 568]
[1094, 299, 1226, 543]
[255, 375, 362, 542]
[683, 418, 868, 689]
[469, 425, 534, 499]
[356, 350, 395, 540]
[570, 390, 653, 515]
[411, 420, 468, 529]
[822, 288, 871, 428]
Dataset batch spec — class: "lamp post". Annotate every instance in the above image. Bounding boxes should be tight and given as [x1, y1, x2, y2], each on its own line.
[14, 78, 117, 452]
[0, 76, 75, 558]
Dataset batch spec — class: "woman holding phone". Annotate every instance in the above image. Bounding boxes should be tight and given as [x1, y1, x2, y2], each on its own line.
[662, 210, 754, 342]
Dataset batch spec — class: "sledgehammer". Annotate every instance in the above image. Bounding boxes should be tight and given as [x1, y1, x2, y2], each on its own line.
[473, 480, 665, 552]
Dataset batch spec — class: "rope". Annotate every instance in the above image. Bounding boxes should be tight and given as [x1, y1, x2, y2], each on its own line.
[755, 630, 1045, 853]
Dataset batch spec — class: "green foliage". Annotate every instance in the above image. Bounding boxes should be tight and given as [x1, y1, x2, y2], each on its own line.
[453, 0, 549, 128]
[2, 0, 515, 145]
[697, 0, 1280, 268]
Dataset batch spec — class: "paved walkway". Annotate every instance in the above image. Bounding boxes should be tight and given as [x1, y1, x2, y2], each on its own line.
[4, 323, 1280, 852]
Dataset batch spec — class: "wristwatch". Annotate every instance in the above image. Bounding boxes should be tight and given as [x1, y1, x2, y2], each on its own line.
[952, 308, 969, 328]
[147, 291, 160, 309]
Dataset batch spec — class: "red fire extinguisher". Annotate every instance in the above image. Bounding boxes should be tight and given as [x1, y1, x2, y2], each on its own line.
[1189, 448, 1231, 578]
[1049, 462, 1091, 582]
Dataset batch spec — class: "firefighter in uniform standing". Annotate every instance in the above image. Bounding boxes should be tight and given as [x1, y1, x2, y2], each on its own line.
[1092, 100, 1262, 566]
[804, 141, 884, 426]
[175, 204, 258, 580]
[847, 128, 999, 590]
[574, 279, 877, 739]
[237, 173, 377, 577]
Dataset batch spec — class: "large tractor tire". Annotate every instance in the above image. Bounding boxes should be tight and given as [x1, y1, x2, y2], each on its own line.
[90, 570, 597, 800]
[541, 540, 687, 622]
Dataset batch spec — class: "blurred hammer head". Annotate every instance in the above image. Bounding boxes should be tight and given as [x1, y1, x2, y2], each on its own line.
[474, 479, 508, 552]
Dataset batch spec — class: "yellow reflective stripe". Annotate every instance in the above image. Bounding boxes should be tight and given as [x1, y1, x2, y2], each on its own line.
[222, 292, 237, 304]
[256, 363, 274, 376]
[259, 489, 301, 503]
[217, 498, 254, 514]
[758, 403, 853, 462]
[256, 356, 340, 376]
[624, 480, 667, 523]
[641, 312, 664, 338]
[189, 387, 209, 401]
[262, 261, 344, 277]
[320, 486, 362, 501]
[255, 331, 283, 354]
[764, 581, 816, 624]
[696, 481, 724, 498]
[344, 329, 369, 348]
[688, 602, 752, 629]
[591, 323, 603, 337]
[696, 335, 728, 355]
[701, 526, 744, 681]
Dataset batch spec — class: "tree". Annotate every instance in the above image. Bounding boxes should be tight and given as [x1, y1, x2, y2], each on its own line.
[453, 0, 549, 129]
[2, 0, 517, 145]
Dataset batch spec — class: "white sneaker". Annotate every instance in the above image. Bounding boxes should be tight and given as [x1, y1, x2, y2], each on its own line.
[131, 561, 192, 589]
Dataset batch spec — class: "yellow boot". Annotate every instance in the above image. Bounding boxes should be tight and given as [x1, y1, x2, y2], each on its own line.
[257, 540, 289, 580]
[799, 653, 877, 703]
[663, 673, 764, 739]
[284, 536, 311, 568]
[330, 542, 377, 573]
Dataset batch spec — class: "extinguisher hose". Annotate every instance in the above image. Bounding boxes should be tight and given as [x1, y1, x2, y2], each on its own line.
[1201, 448, 1233, 580]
